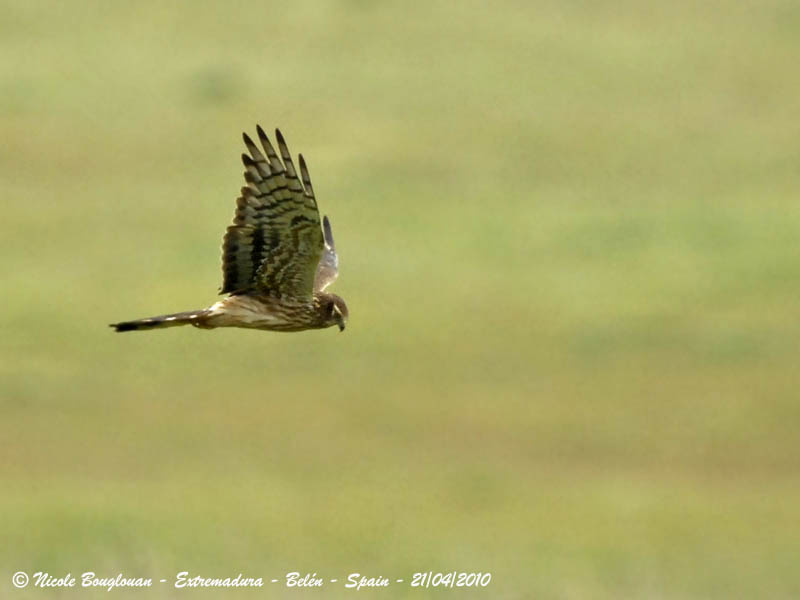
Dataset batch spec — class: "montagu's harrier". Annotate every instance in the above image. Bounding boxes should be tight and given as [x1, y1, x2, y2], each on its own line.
[111, 126, 348, 333]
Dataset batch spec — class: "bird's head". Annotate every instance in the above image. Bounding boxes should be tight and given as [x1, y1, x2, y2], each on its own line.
[322, 294, 348, 332]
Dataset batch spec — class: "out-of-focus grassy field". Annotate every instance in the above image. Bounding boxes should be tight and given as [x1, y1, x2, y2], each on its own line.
[2, 1, 799, 598]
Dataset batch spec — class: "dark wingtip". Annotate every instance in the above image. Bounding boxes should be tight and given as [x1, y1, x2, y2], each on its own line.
[256, 124, 267, 139]
[242, 132, 257, 149]
[110, 322, 137, 332]
[275, 128, 286, 144]
[322, 215, 334, 246]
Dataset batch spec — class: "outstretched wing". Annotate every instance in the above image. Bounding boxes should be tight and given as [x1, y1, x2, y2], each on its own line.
[314, 215, 339, 292]
[221, 126, 323, 299]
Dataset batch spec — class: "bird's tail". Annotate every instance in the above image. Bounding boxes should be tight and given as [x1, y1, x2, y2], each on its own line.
[110, 309, 210, 332]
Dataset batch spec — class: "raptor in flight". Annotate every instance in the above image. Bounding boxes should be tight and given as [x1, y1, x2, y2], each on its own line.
[111, 126, 348, 333]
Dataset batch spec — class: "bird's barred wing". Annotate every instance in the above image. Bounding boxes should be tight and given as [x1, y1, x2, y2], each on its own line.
[221, 126, 323, 299]
[314, 215, 339, 292]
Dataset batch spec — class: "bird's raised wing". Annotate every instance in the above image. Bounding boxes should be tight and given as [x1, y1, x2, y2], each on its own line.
[314, 215, 339, 292]
[221, 126, 323, 299]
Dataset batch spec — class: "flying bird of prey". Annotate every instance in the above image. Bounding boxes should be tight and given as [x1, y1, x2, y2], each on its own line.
[111, 126, 348, 333]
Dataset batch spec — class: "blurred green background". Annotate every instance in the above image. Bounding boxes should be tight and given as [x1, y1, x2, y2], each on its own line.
[2, 1, 799, 598]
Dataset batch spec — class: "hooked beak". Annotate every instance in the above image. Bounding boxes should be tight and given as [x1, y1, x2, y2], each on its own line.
[334, 311, 346, 332]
